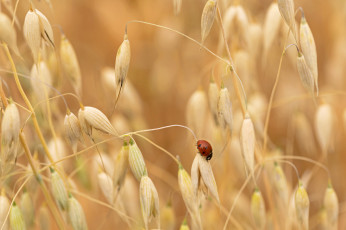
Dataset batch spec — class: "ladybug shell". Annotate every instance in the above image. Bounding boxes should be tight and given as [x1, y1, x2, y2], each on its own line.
[197, 140, 213, 160]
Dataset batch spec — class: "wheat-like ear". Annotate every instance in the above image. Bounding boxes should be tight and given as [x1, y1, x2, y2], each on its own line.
[23, 9, 41, 63]
[50, 168, 69, 211]
[217, 86, 233, 132]
[315, 103, 334, 155]
[201, 0, 217, 44]
[60, 35, 82, 97]
[240, 114, 255, 180]
[97, 171, 114, 205]
[64, 112, 83, 153]
[295, 182, 310, 230]
[20, 191, 34, 227]
[128, 139, 147, 182]
[251, 188, 266, 230]
[10, 202, 26, 230]
[68, 195, 88, 230]
[300, 14, 318, 95]
[323, 184, 338, 229]
[297, 51, 315, 97]
[277, 0, 297, 41]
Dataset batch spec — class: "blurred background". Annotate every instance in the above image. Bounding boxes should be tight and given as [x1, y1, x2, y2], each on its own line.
[1, 0, 346, 229]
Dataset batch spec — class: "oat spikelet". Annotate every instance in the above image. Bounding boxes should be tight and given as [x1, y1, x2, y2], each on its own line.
[140, 174, 160, 230]
[323, 184, 338, 229]
[1, 102, 20, 174]
[10, 202, 26, 230]
[217, 86, 233, 132]
[297, 51, 315, 97]
[113, 142, 129, 189]
[114, 34, 131, 108]
[271, 162, 289, 206]
[251, 189, 266, 230]
[201, 0, 217, 44]
[0, 192, 10, 230]
[186, 89, 208, 136]
[277, 0, 297, 40]
[295, 182, 310, 230]
[178, 164, 202, 230]
[97, 171, 114, 205]
[20, 191, 34, 227]
[240, 114, 255, 179]
[300, 14, 318, 95]
[64, 112, 83, 153]
[50, 168, 68, 210]
[78, 106, 117, 136]
[30, 61, 53, 102]
[0, 12, 20, 56]
[68, 195, 88, 230]
[191, 154, 220, 203]
[315, 104, 334, 155]
[263, 3, 282, 62]
[128, 139, 147, 182]
[23, 9, 41, 62]
[35, 9, 54, 47]
[60, 35, 82, 97]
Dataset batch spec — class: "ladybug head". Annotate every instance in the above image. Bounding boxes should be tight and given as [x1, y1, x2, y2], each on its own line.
[206, 152, 213, 161]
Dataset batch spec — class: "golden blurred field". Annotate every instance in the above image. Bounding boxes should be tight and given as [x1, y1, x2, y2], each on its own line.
[0, 0, 346, 229]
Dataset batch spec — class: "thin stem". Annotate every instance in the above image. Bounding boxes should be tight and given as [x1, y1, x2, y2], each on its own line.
[263, 30, 290, 154]
[275, 159, 300, 181]
[19, 132, 65, 229]
[125, 20, 228, 65]
[216, 6, 247, 115]
[12, 0, 20, 26]
[133, 133, 180, 165]
[122, 124, 198, 142]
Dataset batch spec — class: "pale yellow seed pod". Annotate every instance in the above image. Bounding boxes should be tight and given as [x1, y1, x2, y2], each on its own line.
[97, 171, 114, 205]
[38, 204, 50, 230]
[0, 192, 10, 230]
[295, 182, 310, 230]
[300, 15, 318, 95]
[315, 104, 334, 155]
[47, 138, 68, 171]
[30, 61, 53, 102]
[78, 106, 117, 136]
[201, 0, 217, 44]
[50, 168, 68, 210]
[114, 35, 131, 99]
[251, 189, 266, 230]
[35, 9, 54, 46]
[113, 142, 129, 188]
[240, 114, 255, 179]
[186, 89, 208, 136]
[64, 112, 83, 153]
[140, 175, 160, 230]
[20, 191, 34, 227]
[128, 139, 147, 182]
[191, 154, 220, 203]
[277, 0, 297, 40]
[323, 185, 338, 228]
[23, 9, 41, 62]
[173, 0, 182, 15]
[208, 81, 219, 123]
[178, 165, 202, 229]
[271, 162, 289, 206]
[1, 102, 20, 145]
[0, 12, 20, 56]
[161, 202, 175, 230]
[217, 87, 233, 132]
[10, 203, 26, 230]
[263, 3, 282, 61]
[68, 195, 88, 230]
[297, 52, 315, 96]
[60, 35, 82, 97]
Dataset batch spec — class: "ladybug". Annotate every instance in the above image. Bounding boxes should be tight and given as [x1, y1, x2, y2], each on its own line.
[197, 140, 213, 161]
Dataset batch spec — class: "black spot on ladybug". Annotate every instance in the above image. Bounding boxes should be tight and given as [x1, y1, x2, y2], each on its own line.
[206, 152, 213, 161]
